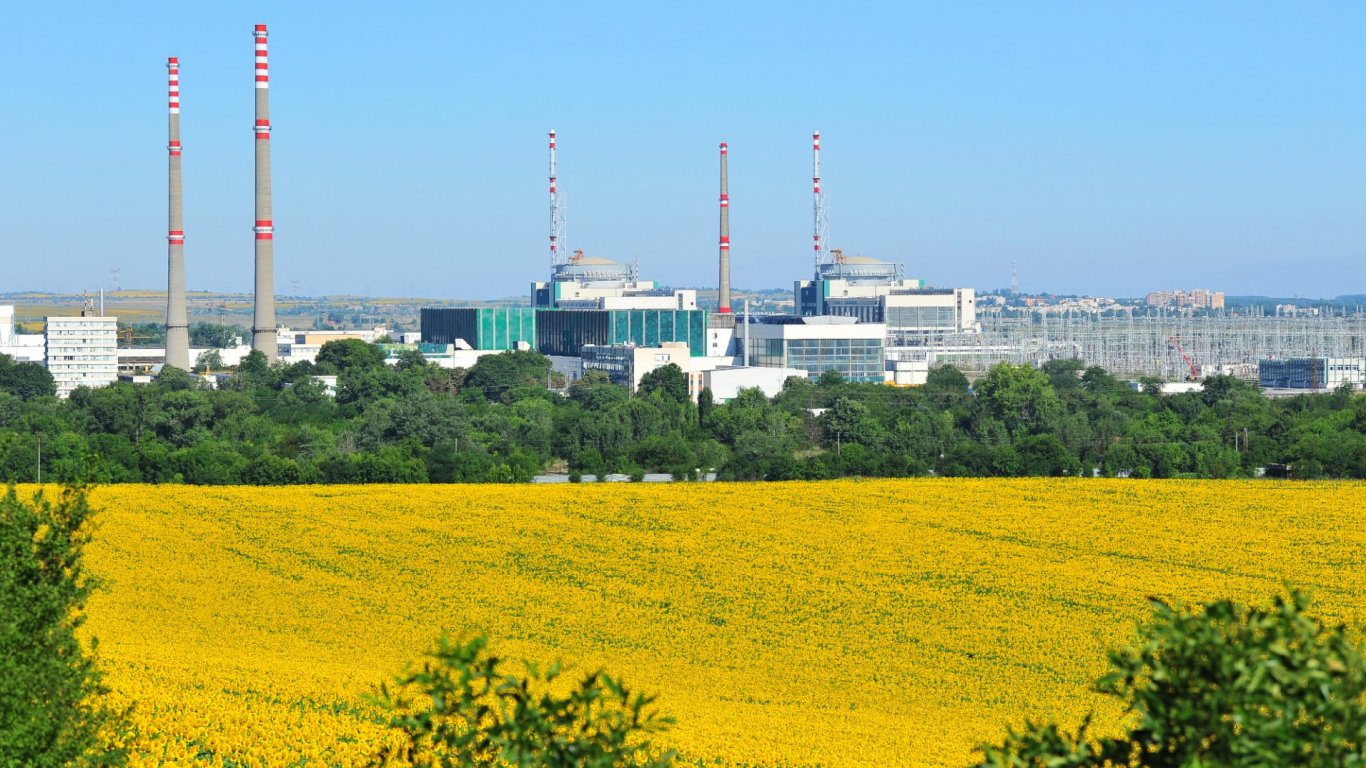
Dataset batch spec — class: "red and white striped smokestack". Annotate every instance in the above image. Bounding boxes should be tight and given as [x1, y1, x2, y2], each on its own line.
[718, 142, 731, 314]
[165, 56, 189, 369]
[549, 130, 559, 264]
[812, 131, 822, 264]
[251, 23, 276, 360]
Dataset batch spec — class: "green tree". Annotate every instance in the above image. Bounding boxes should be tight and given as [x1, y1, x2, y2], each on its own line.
[976, 591, 1366, 767]
[315, 338, 386, 375]
[464, 351, 553, 402]
[973, 363, 1062, 438]
[0, 485, 126, 766]
[188, 322, 246, 348]
[371, 635, 674, 768]
[192, 349, 224, 374]
[637, 364, 689, 404]
[0, 354, 56, 401]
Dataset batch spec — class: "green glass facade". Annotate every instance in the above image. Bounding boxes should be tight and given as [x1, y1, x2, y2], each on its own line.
[536, 309, 707, 357]
[420, 308, 536, 351]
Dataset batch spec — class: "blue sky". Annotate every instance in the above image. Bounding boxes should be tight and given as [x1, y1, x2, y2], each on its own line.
[2, 2, 1363, 298]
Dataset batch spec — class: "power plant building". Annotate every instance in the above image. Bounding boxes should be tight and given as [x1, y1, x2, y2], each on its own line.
[532, 253, 696, 311]
[419, 307, 707, 359]
[795, 253, 977, 347]
[419, 308, 537, 350]
[741, 316, 885, 383]
[536, 309, 707, 358]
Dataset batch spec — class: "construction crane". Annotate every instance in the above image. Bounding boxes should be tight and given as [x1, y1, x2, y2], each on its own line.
[117, 326, 155, 348]
[1167, 336, 1200, 381]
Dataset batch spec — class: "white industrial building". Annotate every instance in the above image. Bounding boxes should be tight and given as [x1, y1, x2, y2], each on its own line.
[45, 314, 119, 398]
[795, 253, 977, 347]
[0, 305, 46, 364]
[740, 315, 887, 383]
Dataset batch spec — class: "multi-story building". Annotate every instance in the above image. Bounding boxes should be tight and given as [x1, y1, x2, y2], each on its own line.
[741, 316, 886, 383]
[45, 314, 118, 397]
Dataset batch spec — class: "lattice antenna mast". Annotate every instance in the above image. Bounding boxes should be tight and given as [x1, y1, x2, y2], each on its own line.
[1011, 261, 1019, 293]
[548, 130, 567, 268]
[812, 131, 830, 272]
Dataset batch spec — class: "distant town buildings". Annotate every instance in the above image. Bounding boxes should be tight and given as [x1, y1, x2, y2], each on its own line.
[1145, 289, 1225, 311]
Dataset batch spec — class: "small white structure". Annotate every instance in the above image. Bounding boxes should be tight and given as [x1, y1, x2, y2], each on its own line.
[46, 315, 119, 397]
[0, 305, 46, 364]
[277, 326, 390, 365]
[703, 366, 807, 403]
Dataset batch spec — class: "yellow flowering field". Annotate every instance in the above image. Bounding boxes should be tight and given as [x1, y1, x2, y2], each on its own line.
[60, 480, 1366, 767]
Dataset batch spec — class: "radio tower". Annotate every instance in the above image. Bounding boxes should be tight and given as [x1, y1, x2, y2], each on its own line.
[548, 130, 567, 267]
[718, 142, 731, 314]
[1011, 261, 1019, 294]
[812, 131, 829, 271]
[165, 57, 189, 369]
[251, 23, 277, 360]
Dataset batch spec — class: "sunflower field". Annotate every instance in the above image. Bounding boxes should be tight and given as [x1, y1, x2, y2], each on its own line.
[60, 479, 1366, 767]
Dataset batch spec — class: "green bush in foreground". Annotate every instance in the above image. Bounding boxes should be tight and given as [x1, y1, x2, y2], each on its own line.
[371, 635, 674, 768]
[0, 485, 125, 767]
[977, 591, 1366, 767]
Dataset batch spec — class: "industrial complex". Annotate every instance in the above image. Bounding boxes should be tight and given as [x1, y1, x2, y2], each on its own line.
[2, 26, 1364, 401]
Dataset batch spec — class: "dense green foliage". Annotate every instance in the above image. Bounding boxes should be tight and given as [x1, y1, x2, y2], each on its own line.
[1, 344, 1364, 484]
[371, 635, 673, 768]
[976, 591, 1366, 767]
[0, 485, 124, 766]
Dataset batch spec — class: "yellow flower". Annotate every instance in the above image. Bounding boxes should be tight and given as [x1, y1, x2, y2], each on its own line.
[56, 479, 1366, 768]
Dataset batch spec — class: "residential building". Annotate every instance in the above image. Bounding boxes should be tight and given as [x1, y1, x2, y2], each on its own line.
[45, 315, 118, 397]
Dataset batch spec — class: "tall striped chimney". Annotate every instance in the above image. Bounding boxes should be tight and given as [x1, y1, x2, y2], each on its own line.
[718, 142, 731, 314]
[549, 130, 558, 263]
[251, 23, 277, 360]
[165, 57, 190, 369]
[812, 131, 823, 266]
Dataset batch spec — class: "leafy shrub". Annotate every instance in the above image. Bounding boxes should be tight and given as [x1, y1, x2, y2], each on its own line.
[0, 485, 125, 766]
[976, 590, 1366, 767]
[371, 635, 673, 768]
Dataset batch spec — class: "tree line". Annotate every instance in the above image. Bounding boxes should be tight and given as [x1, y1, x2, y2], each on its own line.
[1, 342, 1363, 484]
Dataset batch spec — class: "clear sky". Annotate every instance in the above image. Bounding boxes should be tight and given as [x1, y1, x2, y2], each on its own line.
[2, 2, 1363, 299]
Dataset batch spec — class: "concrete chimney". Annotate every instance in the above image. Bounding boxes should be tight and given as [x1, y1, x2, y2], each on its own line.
[251, 24, 277, 359]
[718, 142, 731, 314]
[165, 57, 190, 369]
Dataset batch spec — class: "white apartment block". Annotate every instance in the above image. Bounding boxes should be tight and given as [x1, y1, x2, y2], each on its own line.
[46, 315, 118, 398]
